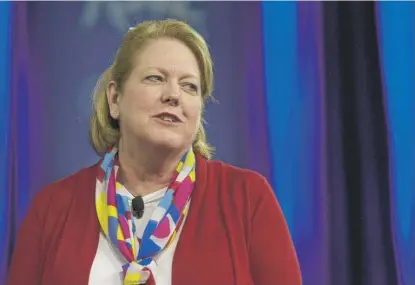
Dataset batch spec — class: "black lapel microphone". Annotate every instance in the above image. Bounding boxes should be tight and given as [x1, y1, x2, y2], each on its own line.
[131, 195, 144, 219]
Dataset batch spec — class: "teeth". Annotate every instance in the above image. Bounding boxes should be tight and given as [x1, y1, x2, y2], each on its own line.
[160, 116, 174, 122]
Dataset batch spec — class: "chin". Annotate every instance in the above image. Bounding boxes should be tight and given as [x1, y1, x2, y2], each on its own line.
[150, 134, 187, 151]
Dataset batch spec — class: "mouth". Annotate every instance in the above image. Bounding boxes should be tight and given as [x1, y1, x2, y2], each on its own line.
[152, 112, 183, 123]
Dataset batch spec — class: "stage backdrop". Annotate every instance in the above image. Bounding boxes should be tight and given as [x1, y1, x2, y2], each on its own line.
[0, 2, 414, 285]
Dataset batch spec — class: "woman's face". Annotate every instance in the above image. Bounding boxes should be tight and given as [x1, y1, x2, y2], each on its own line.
[107, 37, 203, 152]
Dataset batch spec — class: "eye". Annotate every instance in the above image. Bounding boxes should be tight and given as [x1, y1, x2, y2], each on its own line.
[145, 75, 163, 82]
[182, 82, 199, 93]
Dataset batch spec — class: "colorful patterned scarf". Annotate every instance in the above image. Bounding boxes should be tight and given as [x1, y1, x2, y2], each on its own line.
[95, 147, 196, 285]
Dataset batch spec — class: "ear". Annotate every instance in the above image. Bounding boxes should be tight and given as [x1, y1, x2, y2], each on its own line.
[107, 81, 121, 120]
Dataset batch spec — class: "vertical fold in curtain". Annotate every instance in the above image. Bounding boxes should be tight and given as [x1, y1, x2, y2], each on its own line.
[237, 2, 272, 182]
[296, 3, 328, 285]
[11, 2, 32, 228]
[261, 2, 298, 232]
[261, 2, 327, 284]
[323, 2, 399, 285]
[376, 2, 415, 285]
[0, 2, 13, 284]
[1, 2, 42, 284]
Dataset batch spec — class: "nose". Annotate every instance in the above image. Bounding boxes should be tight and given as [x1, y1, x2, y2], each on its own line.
[161, 81, 180, 106]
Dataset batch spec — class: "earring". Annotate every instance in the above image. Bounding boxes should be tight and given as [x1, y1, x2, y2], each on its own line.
[111, 110, 118, 118]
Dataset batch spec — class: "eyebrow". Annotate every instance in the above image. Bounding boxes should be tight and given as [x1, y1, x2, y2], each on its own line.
[145, 66, 199, 80]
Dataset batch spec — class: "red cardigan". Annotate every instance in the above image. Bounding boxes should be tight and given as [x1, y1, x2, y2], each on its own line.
[7, 154, 302, 285]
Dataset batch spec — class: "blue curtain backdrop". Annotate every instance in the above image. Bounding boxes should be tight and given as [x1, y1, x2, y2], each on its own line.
[0, 1, 13, 281]
[377, 3, 415, 284]
[0, 2, 414, 285]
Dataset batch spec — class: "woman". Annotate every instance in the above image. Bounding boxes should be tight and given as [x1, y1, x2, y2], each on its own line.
[7, 19, 302, 285]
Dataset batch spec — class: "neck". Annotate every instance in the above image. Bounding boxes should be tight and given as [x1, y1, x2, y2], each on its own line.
[117, 138, 187, 197]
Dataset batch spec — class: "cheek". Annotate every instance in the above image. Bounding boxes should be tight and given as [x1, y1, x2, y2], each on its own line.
[120, 88, 154, 115]
[187, 101, 203, 125]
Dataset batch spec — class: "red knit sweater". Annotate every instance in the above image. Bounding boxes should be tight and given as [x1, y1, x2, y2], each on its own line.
[7, 154, 302, 285]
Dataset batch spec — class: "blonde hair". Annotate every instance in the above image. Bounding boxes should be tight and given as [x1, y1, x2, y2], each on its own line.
[89, 19, 214, 159]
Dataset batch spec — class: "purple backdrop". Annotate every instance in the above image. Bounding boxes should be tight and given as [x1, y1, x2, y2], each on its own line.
[1, 2, 413, 285]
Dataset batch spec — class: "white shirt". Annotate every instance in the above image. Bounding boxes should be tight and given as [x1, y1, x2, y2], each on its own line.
[89, 187, 187, 285]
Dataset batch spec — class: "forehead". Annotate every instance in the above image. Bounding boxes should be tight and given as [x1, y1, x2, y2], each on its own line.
[133, 37, 200, 76]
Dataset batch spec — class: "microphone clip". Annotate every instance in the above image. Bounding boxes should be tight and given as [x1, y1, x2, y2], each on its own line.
[131, 196, 144, 219]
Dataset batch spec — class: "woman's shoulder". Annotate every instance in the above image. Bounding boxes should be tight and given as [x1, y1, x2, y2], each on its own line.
[202, 157, 276, 202]
[206, 159, 268, 182]
[31, 163, 99, 213]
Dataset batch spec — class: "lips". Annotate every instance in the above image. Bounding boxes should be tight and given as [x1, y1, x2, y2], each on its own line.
[153, 112, 182, 123]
